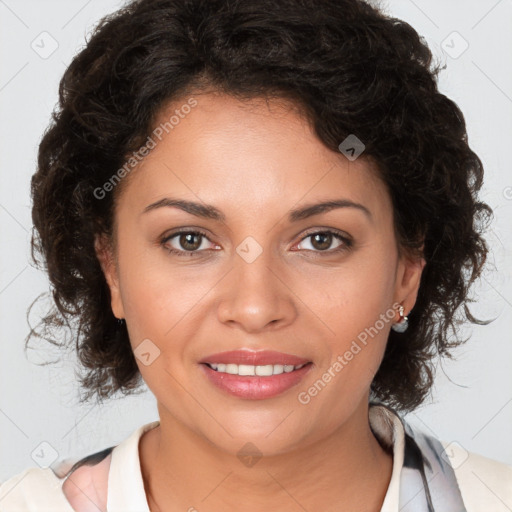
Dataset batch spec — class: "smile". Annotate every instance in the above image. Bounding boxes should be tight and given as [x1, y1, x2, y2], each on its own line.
[205, 362, 308, 376]
[200, 361, 313, 399]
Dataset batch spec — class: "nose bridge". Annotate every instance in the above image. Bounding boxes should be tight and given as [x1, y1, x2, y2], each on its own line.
[233, 233, 281, 299]
[216, 234, 295, 330]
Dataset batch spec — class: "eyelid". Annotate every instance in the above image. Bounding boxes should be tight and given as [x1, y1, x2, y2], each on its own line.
[160, 228, 217, 251]
[293, 228, 353, 253]
[160, 226, 353, 257]
[297, 226, 352, 242]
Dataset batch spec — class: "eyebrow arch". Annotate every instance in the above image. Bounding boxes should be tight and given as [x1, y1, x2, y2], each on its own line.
[288, 199, 372, 223]
[142, 198, 226, 221]
[142, 197, 372, 223]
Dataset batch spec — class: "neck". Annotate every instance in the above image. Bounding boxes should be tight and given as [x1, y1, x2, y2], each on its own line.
[140, 401, 393, 512]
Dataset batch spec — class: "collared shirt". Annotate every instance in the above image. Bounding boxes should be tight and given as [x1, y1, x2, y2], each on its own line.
[1, 403, 511, 511]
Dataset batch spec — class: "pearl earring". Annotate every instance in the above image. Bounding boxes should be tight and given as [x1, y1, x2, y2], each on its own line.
[391, 305, 408, 333]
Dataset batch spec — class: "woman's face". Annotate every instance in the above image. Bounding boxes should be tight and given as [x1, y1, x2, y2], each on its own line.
[98, 92, 424, 455]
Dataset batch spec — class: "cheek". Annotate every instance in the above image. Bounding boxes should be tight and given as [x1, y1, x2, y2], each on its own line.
[114, 229, 177, 320]
[309, 245, 396, 341]
[296, 289, 393, 430]
[302, 243, 397, 391]
[115, 243, 222, 361]
[119, 268, 191, 348]
[117, 265, 196, 394]
[113, 235, 177, 346]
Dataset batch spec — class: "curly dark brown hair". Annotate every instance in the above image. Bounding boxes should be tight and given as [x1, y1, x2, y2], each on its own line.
[28, 0, 492, 412]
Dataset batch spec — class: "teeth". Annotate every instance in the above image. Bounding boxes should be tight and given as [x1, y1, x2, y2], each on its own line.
[207, 363, 307, 376]
[255, 365, 273, 376]
[238, 364, 255, 376]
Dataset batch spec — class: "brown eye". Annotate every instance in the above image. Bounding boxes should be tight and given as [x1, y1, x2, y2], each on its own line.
[310, 232, 334, 251]
[296, 230, 351, 254]
[161, 230, 216, 257]
[178, 232, 203, 251]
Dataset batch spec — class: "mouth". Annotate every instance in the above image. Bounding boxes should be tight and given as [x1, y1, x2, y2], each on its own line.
[198, 349, 313, 400]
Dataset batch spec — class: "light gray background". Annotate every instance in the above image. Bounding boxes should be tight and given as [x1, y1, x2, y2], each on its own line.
[1, 0, 511, 483]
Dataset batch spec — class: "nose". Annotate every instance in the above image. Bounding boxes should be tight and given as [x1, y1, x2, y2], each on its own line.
[216, 243, 297, 333]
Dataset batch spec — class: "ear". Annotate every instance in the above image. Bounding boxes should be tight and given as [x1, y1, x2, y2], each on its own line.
[393, 246, 426, 318]
[94, 234, 125, 320]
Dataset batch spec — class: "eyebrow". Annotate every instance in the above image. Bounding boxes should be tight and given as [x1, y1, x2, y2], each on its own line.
[142, 197, 372, 223]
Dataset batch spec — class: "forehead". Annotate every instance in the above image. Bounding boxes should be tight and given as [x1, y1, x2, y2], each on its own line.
[116, 92, 391, 223]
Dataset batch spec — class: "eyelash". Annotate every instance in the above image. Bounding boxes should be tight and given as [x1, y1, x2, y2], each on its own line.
[160, 229, 353, 258]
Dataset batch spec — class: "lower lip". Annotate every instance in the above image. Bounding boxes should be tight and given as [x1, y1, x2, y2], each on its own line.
[200, 363, 313, 400]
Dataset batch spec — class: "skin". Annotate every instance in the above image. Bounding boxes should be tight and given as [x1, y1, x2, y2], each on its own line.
[91, 91, 425, 512]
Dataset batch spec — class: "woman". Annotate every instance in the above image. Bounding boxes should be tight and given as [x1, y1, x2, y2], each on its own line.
[1, 0, 510, 510]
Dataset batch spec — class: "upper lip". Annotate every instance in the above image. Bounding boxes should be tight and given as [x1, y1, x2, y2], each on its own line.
[199, 349, 310, 366]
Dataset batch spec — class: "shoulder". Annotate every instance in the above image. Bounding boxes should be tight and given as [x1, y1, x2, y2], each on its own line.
[0, 447, 114, 512]
[61, 450, 112, 512]
[0, 466, 71, 510]
[388, 405, 512, 512]
[440, 440, 512, 512]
